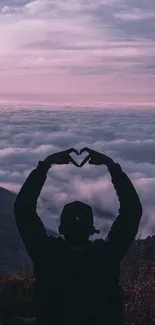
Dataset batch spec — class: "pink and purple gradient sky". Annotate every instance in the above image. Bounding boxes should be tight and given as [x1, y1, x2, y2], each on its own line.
[0, 0, 155, 106]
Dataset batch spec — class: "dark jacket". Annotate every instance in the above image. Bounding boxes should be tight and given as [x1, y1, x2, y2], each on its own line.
[14, 161, 142, 325]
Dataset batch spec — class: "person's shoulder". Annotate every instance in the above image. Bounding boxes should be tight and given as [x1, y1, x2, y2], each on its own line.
[92, 238, 116, 252]
[92, 239, 121, 264]
[89, 239, 110, 261]
[92, 238, 107, 251]
[48, 235, 65, 247]
[48, 235, 64, 241]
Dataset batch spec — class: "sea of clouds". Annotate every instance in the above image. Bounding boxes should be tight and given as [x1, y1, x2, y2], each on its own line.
[0, 106, 155, 239]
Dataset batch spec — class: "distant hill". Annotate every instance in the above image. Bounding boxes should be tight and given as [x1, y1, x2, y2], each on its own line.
[0, 187, 57, 274]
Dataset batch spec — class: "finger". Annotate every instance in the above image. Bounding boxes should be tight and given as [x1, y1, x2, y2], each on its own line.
[80, 154, 91, 167]
[80, 147, 96, 154]
[79, 147, 92, 155]
[64, 158, 70, 164]
[69, 156, 79, 167]
[89, 159, 102, 165]
[67, 148, 79, 155]
[89, 158, 94, 164]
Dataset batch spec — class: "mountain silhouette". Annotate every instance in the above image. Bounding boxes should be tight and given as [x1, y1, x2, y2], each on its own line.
[0, 187, 57, 274]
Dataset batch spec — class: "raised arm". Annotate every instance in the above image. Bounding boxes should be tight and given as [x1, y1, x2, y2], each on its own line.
[105, 163, 142, 261]
[14, 148, 79, 262]
[14, 161, 50, 262]
[79, 147, 143, 261]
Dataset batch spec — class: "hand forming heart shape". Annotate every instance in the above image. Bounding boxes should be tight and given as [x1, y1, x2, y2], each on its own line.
[69, 147, 114, 168]
[69, 150, 89, 167]
[44, 147, 113, 168]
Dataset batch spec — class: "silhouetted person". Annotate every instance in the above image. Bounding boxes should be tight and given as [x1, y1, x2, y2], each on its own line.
[14, 147, 142, 325]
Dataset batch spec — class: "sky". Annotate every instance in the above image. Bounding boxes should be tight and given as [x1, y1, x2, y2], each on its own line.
[0, 107, 155, 239]
[0, 0, 155, 106]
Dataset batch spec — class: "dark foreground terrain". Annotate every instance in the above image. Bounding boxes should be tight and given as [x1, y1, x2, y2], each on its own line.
[0, 186, 155, 324]
[0, 237, 155, 324]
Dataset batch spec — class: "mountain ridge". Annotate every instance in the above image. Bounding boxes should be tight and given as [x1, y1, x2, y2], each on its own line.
[0, 187, 58, 274]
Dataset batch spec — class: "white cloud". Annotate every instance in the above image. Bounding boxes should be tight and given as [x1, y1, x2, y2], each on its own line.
[0, 107, 155, 239]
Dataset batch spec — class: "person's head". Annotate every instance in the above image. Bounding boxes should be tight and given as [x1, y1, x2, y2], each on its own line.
[58, 201, 100, 245]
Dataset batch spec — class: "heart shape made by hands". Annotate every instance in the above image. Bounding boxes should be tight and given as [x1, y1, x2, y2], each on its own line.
[70, 150, 89, 167]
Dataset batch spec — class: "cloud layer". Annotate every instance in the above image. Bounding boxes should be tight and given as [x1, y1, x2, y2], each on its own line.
[0, 0, 155, 105]
[0, 106, 155, 239]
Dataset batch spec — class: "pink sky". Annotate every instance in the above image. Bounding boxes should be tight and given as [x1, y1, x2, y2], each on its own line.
[0, 0, 155, 106]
